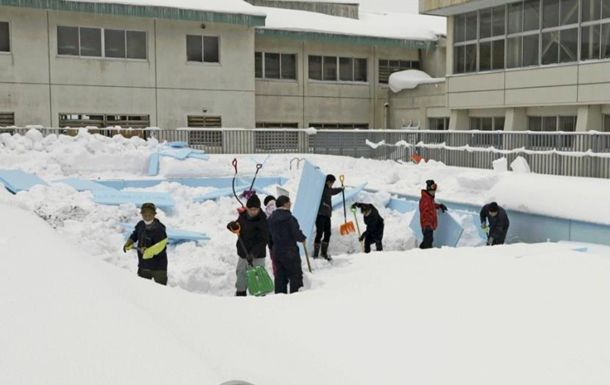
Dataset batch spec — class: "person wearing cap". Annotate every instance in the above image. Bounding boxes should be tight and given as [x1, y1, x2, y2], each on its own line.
[351, 202, 384, 253]
[314, 174, 344, 261]
[123, 203, 169, 285]
[419, 180, 448, 249]
[227, 194, 269, 297]
[480, 202, 510, 246]
[268, 195, 307, 294]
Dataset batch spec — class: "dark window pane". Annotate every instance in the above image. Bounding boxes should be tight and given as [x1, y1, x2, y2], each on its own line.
[561, 0, 578, 25]
[582, 0, 601, 21]
[186, 35, 202, 62]
[602, 24, 610, 59]
[454, 15, 465, 43]
[492, 39, 505, 70]
[524, 0, 540, 31]
[399, 60, 411, 69]
[58, 26, 79, 56]
[281, 54, 296, 79]
[323, 56, 337, 81]
[508, 2, 523, 34]
[529, 116, 542, 131]
[543, 0, 560, 28]
[80, 28, 101, 57]
[309, 55, 322, 80]
[581, 25, 601, 61]
[389, 60, 400, 72]
[465, 12, 477, 41]
[0, 22, 9, 52]
[470, 117, 481, 130]
[482, 117, 493, 131]
[604, 0, 610, 18]
[559, 28, 578, 63]
[378, 59, 390, 83]
[126, 31, 146, 60]
[507, 36, 522, 68]
[543, 116, 557, 131]
[354, 58, 367, 82]
[203, 36, 219, 63]
[339, 57, 353, 81]
[479, 41, 492, 71]
[523, 34, 540, 66]
[494, 117, 505, 130]
[542, 31, 559, 64]
[411, 61, 420, 70]
[455, 46, 465, 73]
[255, 52, 263, 78]
[265, 53, 280, 79]
[559, 116, 576, 131]
[492, 6, 506, 37]
[480, 9, 492, 39]
[604, 115, 610, 132]
[104, 29, 125, 58]
[465, 44, 476, 72]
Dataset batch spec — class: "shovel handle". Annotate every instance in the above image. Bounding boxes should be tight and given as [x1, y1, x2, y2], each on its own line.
[339, 174, 345, 186]
[302, 241, 312, 273]
[232, 158, 238, 174]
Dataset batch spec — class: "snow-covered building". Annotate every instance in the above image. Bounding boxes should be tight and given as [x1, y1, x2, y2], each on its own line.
[405, 0, 610, 132]
[0, 0, 446, 129]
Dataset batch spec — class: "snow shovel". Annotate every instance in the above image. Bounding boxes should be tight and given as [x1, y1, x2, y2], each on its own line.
[350, 206, 365, 252]
[242, 163, 263, 200]
[339, 175, 356, 236]
[229, 222, 274, 296]
[232, 158, 245, 208]
[302, 241, 312, 273]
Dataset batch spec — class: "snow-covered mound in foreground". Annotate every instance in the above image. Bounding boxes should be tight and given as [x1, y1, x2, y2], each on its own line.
[3, 203, 610, 385]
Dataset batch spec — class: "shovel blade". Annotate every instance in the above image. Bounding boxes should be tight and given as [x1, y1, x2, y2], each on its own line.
[340, 222, 356, 236]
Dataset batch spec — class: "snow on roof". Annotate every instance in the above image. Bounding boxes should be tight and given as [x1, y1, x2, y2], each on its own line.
[71, 0, 266, 17]
[388, 70, 445, 93]
[257, 7, 447, 42]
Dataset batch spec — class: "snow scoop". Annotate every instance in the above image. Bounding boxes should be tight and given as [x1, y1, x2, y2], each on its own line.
[232, 158, 245, 208]
[229, 222, 274, 296]
[302, 241, 312, 273]
[242, 163, 263, 200]
[339, 175, 356, 236]
[350, 206, 364, 252]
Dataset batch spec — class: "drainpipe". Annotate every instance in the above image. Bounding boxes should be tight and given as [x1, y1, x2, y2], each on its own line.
[384, 102, 389, 129]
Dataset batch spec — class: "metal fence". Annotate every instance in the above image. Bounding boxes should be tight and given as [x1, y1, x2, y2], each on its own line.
[1, 127, 609, 179]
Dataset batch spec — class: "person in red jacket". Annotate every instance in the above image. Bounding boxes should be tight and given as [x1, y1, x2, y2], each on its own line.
[419, 180, 447, 249]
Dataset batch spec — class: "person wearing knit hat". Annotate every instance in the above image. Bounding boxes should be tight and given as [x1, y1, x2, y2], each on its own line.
[313, 174, 344, 261]
[418, 180, 448, 249]
[227, 194, 269, 296]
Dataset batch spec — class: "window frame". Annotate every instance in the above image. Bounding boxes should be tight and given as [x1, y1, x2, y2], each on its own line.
[428, 117, 450, 130]
[59, 113, 151, 129]
[469, 116, 506, 131]
[185, 34, 221, 65]
[309, 123, 370, 129]
[308, 55, 368, 84]
[255, 52, 298, 81]
[56, 25, 148, 61]
[378, 59, 419, 84]
[0, 21, 11, 54]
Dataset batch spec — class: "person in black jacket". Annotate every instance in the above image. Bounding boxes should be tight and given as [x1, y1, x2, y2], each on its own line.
[268, 195, 306, 294]
[123, 203, 169, 286]
[227, 194, 269, 297]
[314, 174, 344, 261]
[352, 202, 384, 253]
[480, 202, 510, 246]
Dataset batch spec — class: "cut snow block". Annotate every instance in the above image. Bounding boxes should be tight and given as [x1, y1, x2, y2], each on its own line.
[159, 148, 193, 161]
[147, 153, 161, 176]
[386, 198, 418, 213]
[187, 153, 211, 161]
[409, 208, 464, 248]
[0, 169, 49, 193]
[331, 183, 368, 209]
[292, 160, 327, 257]
[118, 223, 209, 244]
[193, 184, 271, 203]
[54, 178, 116, 192]
[166, 141, 188, 148]
[92, 190, 174, 209]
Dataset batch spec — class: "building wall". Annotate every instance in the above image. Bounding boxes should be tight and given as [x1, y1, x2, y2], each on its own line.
[389, 82, 448, 129]
[0, 6, 256, 128]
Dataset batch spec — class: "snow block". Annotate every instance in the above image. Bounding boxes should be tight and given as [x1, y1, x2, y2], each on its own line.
[409, 209, 464, 248]
[193, 184, 272, 203]
[187, 153, 211, 161]
[147, 153, 161, 176]
[54, 178, 116, 192]
[292, 160, 327, 256]
[92, 190, 175, 209]
[166, 141, 188, 148]
[0, 169, 49, 193]
[147, 149, 210, 176]
[159, 149, 194, 161]
[386, 198, 418, 213]
[331, 183, 368, 209]
[118, 223, 209, 244]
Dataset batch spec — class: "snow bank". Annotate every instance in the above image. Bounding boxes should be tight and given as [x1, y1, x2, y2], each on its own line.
[388, 69, 445, 93]
[492, 157, 508, 172]
[510, 156, 531, 173]
[3, 204, 610, 385]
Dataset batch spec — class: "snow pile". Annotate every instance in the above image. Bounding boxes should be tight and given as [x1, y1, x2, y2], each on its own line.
[510, 156, 531, 173]
[3, 203, 610, 384]
[388, 70, 445, 93]
[74, 0, 265, 16]
[492, 157, 508, 172]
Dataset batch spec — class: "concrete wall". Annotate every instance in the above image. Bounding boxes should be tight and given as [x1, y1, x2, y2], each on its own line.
[0, 6, 256, 128]
[389, 82, 448, 129]
[254, 37, 421, 129]
[245, 0, 359, 19]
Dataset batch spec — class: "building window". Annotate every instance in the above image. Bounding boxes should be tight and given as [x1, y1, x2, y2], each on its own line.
[603, 115, 610, 132]
[255, 52, 297, 80]
[256, 122, 299, 128]
[529, 115, 576, 131]
[0, 22, 10, 53]
[58, 26, 146, 60]
[187, 116, 222, 147]
[470, 117, 505, 131]
[186, 35, 220, 63]
[59, 114, 150, 128]
[308, 56, 367, 82]
[428, 117, 450, 130]
[309, 123, 369, 129]
[378, 60, 419, 84]
[0, 112, 15, 127]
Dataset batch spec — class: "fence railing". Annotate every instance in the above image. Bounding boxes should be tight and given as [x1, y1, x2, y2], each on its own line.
[1, 127, 609, 179]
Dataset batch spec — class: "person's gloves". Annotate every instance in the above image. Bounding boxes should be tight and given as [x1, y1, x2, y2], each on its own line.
[123, 240, 134, 253]
[439, 204, 448, 213]
[227, 221, 239, 232]
[351, 203, 360, 210]
[246, 253, 254, 266]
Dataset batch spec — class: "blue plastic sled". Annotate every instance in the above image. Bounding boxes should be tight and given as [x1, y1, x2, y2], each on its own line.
[0, 169, 49, 193]
[118, 223, 210, 244]
[55, 178, 116, 192]
[331, 183, 368, 209]
[92, 190, 175, 209]
[292, 160, 327, 257]
[409, 208, 464, 248]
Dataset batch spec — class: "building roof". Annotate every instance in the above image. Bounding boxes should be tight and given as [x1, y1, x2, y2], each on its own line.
[256, 6, 446, 48]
